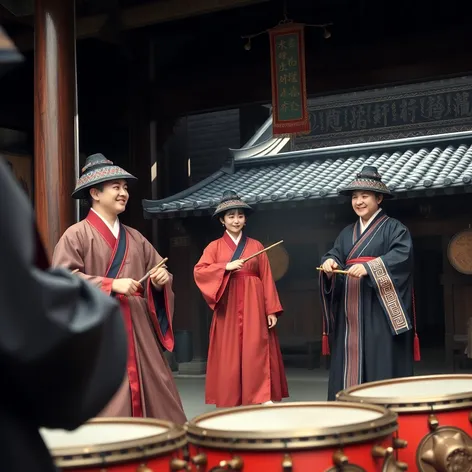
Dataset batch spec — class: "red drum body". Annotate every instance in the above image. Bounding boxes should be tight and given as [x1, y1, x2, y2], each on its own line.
[186, 402, 405, 471]
[337, 374, 472, 472]
[40, 417, 188, 471]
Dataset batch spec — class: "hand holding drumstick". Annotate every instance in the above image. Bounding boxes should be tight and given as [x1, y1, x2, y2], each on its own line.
[226, 260, 244, 271]
[319, 258, 342, 274]
[317, 260, 366, 278]
[317, 259, 349, 276]
[149, 265, 170, 288]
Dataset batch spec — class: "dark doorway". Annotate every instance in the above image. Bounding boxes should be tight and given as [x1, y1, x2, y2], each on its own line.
[412, 236, 444, 348]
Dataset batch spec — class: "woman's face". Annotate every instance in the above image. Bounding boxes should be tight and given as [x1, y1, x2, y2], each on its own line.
[351, 190, 382, 221]
[220, 209, 246, 234]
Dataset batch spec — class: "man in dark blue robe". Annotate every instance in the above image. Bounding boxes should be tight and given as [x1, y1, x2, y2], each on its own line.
[320, 166, 418, 400]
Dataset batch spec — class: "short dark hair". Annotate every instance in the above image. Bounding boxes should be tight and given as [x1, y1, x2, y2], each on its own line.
[225, 208, 247, 216]
[219, 207, 248, 223]
[82, 183, 105, 208]
[351, 190, 383, 199]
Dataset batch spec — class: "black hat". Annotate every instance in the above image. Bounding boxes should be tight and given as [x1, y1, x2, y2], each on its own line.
[72, 153, 137, 199]
[212, 190, 253, 218]
[338, 166, 393, 199]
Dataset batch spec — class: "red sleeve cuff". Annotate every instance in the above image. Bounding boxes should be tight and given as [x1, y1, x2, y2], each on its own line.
[101, 277, 114, 295]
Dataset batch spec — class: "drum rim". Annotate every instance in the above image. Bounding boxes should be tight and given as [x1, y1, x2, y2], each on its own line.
[41, 417, 187, 467]
[337, 374, 472, 412]
[186, 401, 398, 450]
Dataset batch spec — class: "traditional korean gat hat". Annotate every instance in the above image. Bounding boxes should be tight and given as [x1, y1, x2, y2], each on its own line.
[72, 153, 137, 199]
[338, 165, 393, 199]
[212, 190, 253, 218]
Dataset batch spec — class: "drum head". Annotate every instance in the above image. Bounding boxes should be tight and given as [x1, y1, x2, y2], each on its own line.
[187, 401, 397, 450]
[337, 374, 472, 412]
[40, 417, 186, 468]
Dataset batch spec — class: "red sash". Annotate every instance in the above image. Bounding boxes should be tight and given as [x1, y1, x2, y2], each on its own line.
[346, 257, 375, 265]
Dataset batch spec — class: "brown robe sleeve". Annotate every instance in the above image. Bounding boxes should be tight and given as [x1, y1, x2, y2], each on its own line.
[52, 228, 114, 295]
[142, 236, 176, 351]
[0, 158, 127, 431]
[194, 241, 231, 311]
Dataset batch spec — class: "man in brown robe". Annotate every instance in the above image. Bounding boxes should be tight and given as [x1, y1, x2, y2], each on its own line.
[52, 153, 186, 423]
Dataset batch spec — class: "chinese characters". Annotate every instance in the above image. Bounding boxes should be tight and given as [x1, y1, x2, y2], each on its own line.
[274, 31, 304, 121]
[306, 91, 472, 136]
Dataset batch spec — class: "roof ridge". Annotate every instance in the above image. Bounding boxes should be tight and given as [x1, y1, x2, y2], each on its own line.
[143, 133, 472, 218]
[234, 130, 472, 167]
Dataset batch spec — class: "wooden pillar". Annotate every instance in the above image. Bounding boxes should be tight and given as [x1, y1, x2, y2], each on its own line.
[34, 0, 77, 255]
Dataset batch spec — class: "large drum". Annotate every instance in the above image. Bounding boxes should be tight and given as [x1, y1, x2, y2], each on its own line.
[186, 402, 406, 471]
[40, 417, 188, 471]
[337, 374, 472, 472]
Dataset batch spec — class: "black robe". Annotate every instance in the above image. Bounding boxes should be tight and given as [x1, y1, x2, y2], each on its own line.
[320, 210, 414, 401]
[0, 157, 128, 472]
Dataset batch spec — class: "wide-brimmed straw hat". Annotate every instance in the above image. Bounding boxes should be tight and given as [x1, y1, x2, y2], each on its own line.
[72, 153, 137, 199]
[212, 190, 253, 218]
[338, 166, 393, 199]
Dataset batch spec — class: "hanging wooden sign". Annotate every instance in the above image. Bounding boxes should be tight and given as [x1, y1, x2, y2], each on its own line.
[268, 22, 309, 136]
[448, 229, 472, 275]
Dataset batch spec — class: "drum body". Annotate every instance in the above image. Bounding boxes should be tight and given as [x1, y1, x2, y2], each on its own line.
[337, 374, 472, 472]
[40, 417, 188, 471]
[186, 402, 405, 471]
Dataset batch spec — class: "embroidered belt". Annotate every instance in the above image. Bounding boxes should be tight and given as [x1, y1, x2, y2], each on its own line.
[232, 270, 259, 279]
[346, 256, 375, 266]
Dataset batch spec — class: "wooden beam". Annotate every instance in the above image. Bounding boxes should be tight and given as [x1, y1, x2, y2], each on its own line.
[13, 0, 269, 50]
[34, 0, 77, 256]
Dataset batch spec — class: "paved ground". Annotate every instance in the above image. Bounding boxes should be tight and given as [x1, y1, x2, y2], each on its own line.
[175, 368, 330, 420]
[174, 347, 459, 421]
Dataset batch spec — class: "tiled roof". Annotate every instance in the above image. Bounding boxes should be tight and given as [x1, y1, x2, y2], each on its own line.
[143, 132, 472, 218]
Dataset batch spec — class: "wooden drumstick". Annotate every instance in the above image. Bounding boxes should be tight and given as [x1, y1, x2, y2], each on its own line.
[241, 240, 284, 263]
[138, 258, 168, 284]
[71, 269, 79, 274]
[316, 266, 350, 275]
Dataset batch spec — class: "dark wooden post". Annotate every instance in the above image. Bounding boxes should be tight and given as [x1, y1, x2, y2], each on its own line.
[34, 0, 77, 256]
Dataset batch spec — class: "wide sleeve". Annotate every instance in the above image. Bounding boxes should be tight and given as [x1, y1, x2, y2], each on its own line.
[364, 221, 413, 334]
[194, 242, 231, 311]
[52, 230, 114, 295]
[142, 237, 175, 351]
[0, 158, 127, 430]
[320, 230, 347, 268]
[257, 247, 283, 317]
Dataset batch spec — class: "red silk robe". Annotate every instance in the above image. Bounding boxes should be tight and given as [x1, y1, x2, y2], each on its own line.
[52, 210, 186, 424]
[194, 233, 289, 407]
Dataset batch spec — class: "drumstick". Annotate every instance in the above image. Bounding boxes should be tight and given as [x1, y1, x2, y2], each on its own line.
[71, 269, 79, 274]
[138, 258, 168, 284]
[316, 266, 350, 275]
[241, 240, 284, 263]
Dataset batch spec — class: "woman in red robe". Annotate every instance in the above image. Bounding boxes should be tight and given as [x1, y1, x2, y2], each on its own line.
[194, 190, 289, 407]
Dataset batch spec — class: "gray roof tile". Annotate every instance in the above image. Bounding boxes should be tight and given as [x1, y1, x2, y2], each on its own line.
[143, 135, 472, 217]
